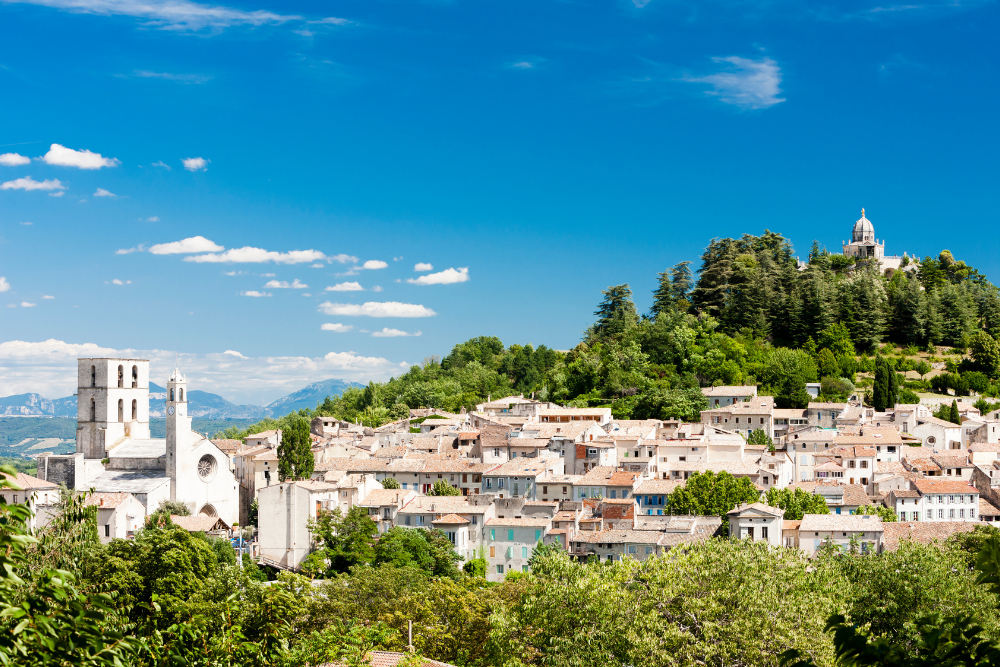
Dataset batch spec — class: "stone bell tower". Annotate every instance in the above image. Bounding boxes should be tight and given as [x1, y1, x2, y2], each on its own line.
[76, 358, 150, 459]
[165, 368, 191, 500]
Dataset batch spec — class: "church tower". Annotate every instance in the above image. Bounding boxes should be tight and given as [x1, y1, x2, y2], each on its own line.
[165, 368, 191, 501]
[76, 358, 150, 459]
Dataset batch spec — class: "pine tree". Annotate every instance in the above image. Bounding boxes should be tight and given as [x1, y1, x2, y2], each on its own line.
[277, 415, 315, 481]
[592, 284, 639, 341]
[650, 270, 673, 320]
[892, 274, 927, 345]
[951, 399, 961, 424]
[669, 261, 693, 303]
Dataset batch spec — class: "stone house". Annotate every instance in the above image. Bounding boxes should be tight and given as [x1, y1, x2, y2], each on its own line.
[727, 503, 784, 547]
[86, 491, 146, 542]
[797, 514, 884, 556]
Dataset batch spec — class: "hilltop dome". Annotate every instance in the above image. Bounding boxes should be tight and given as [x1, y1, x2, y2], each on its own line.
[852, 208, 874, 243]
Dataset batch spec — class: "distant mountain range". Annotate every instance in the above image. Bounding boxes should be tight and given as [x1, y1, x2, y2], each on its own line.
[0, 378, 363, 419]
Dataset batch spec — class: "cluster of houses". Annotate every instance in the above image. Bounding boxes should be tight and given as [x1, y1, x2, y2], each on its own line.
[9, 372, 1000, 582]
[238, 387, 1000, 580]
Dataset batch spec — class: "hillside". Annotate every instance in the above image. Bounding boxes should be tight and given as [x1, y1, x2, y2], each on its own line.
[264, 378, 363, 414]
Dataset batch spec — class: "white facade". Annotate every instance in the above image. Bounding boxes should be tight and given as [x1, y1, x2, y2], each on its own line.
[728, 503, 784, 547]
[76, 358, 151, 459]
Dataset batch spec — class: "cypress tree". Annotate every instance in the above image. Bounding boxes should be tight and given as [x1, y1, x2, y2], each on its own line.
[951, 399, 961, 425]
[277, 415, 315, 481]
[872, 356, 889, 412]
[887, 360, 899, 409]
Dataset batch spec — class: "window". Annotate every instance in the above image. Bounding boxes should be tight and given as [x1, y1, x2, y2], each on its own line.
[562, 486, 567, 494]
[486, 479, 493, 489]
[401, 483, 407, 489]
[405, 516, 411, 526]
[971, 509, 976, 519]
[170, 388, 175, 401]
[628, 545, 637, 554]
[117, 399, 123, 422]
[860, 460, 868, 469]
[490, 528, 495, 540]
[131, 399, 137, 421]
[927, 510, 933, 519]
[609, 490, 617, 499]
[117, 365, 124, 388]
[747, 527, 754, 539]
[522, 565, 529, 572]
[522, 546, 528, 558]
[938, 509, 944, 519]
[91, 365, 96, 387]
[949, 509, 955, 519]
[949, 495, 955, 504]
[496, 564, 504, 574]
[848, 460, 856, 468]
[535, 529, 541, 541]
[960, 509, 966, 518]
[542, 486, 548, 494]
[506, 546, 514, 558]
[493, 448, 500, 457]
[132, 365, 138, 388]
[105, 524, 110, 537]
[761, 526, 768, 539]
[507, 529, 514, 541]
[760, 418, 765, 424]
[498, 479, 505, 489]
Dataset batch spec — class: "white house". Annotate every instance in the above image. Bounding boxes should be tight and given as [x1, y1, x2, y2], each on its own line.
[86, 491, 146, 542]
[486, 515, 552, 580]
[727, 503, 784, 547]
[798, 514, 884, 556]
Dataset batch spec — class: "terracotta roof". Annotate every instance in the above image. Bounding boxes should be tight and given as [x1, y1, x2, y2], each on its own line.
[358, 488, 412, 507]
[432, 513, 470, 525]
[782, 520, 802, 530]
[891, 490, 920, 498]
[211, 439, 242, 452]
[319, 650, 456, 667]
[826, 445, 878, 457]
[538, 408, 611, 417]
[979, 498, 1000, 517]
[728, 502, 784, 517]
[701, 385, 758, 397]
[85, 491, 137, 508]
[917, 415, 963, 428]
[170, 515, 230, 532]
[930, 455, 973, 468]
[2, 471, 57, 490]
[807, 402, 849, 410]
[701, 396, 775, 414]
[800, 514, 884, 532]
[875, 461, 906, 475]
[881, 521, 978, 551]
[457, 431, 480, 440]
[912, 479, 978, 495]
[841, 484, 871, 507]
[634, 479, 684, 495]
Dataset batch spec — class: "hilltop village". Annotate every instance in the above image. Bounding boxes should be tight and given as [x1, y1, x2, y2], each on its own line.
[8, 211, 1000, 667]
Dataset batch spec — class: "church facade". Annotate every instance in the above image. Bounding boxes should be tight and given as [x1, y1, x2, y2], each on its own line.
[39, 358, 239, 524]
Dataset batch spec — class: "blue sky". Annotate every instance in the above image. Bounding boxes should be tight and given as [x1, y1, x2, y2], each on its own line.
[1, 0, 997, 403]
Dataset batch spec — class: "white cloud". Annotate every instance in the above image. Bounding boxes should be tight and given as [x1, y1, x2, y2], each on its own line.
[134, 70, 211, 84]
[115, 244, 146, 255]
[185, 247, 327, 264]
[49, 191, 65, 197]
[264, 278, 308, 289]
[321, 323, 354, 332]
[1, 177, 65, 191]
[20, 222, 32, 226]
[414, 262, 433, 272]
[308, 16, 349, 25]
[318, 301, 436, 318]
[224, 350, 246, 358]
[311, 263, 324, 268]
[372, 328, 422, 338]
[261, 273, 275, 277]
[5, 304, 15, 308]
[7, 0, 301, 31]
[325, 281, 364, 292]
[42, 295, 54, 299]
[223, 270, 242, 276]
[371, 286, 383, 292]
[0, 339, 408, 405]
[41, 143, 119, 169]
[363, 259, 388, 270]
[301, 293, 311, 297]
[0, 277, 9, 292]
[407, 267, 470, 285]
[511, 61, 534, 69]
[330, 253, 358, 264]
[151, 161, 171, 170]
[182, 157, 209, 171]
[20, 302, 35, 308]
[110, 279, 131, 285]
[683, 56, 785, 110]
[241, 290, 271, 297]
[94, 188, 116, 197]
[147, 216, 160, 222]
[0, 153, 31, 166]
[632, 0, 653, 6]
[149, 236, 224, 254]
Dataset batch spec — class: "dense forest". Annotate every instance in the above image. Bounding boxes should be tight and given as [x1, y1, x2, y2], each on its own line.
[221, 231, 1000, 438]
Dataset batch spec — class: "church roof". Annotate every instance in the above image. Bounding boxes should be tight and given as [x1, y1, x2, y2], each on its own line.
[108, 438, 166, 459]
[90, 469, 170, 494]
[852, 209, 874, 241]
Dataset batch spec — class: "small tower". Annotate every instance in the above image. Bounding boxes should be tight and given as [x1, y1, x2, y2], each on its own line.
[165, 368, 191, 500]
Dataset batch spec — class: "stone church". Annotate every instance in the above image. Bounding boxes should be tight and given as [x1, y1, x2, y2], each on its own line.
[39, 358, 239, 524]
[841, 208, 909, 276]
